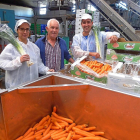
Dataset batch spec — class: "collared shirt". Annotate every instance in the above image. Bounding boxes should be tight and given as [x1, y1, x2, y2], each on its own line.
[45, 37, 61, 72]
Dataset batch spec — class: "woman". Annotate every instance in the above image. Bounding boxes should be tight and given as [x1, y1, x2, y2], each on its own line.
[0, 19, 54, 89]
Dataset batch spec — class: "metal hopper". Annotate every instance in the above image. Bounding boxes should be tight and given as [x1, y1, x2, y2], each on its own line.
[0, 74, 140, 140]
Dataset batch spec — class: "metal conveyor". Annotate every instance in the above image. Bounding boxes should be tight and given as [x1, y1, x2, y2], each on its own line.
[88, 0, 140, 41]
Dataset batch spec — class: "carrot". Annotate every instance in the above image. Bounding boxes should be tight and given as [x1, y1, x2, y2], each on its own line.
[35, 135, 43, 140]
[40, 133, 51, 140]
[58, 137, 67, 140]
[34, 129, 45, 135]
[71, 134, 83, 139]
[43, 123, 52, 136]
[66, 131, 72, 140]
[75, 124, 88, 129]
[23, 128, 33, 138]
[22, 135, 35, 140]
[33, 123, 38, 130]
[72, 127, 95, 137]
[52, 112, 73, 124]
[52, 133, 69, 140]
[51, 130, 66, 138]
[51, 116, 69, 125]
[91, 132, 104, 136]
[66, 123, 76, 132]
[23, 131, 34, 139]
[79, 137, 101, 140]
[51, 129, 63, 135]
[38, 115, 50, 127]
[53, 121, 62, 128]
[51, 125, 60, 130]
[33, 125, 44, 131]
[16, 136, 24, 140]
[53, 106, 57, 113]
[82, 126, 96, 131]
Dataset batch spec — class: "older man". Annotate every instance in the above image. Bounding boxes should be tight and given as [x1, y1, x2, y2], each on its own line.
[35, 19, 74, 72]
[72, 13, 120, 60]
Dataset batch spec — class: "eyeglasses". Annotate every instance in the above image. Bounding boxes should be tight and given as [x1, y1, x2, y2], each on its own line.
[18, 27, 30, 32]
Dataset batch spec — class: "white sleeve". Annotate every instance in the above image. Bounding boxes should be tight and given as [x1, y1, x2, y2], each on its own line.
[0, 44, 22, 71]
[71, 34, 89, 59]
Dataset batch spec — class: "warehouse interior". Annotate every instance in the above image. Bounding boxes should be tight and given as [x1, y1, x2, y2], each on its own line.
[1, 1, 140, 140]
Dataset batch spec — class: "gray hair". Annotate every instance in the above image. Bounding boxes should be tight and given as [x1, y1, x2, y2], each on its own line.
[47, 19, 60, 28]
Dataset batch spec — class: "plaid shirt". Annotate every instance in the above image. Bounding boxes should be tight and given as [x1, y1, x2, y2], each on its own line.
[45, 38, 61, 72]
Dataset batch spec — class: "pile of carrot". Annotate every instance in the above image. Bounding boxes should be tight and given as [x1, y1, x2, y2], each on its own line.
[79, 60, 112, 75]
[16, 106, 108, 140]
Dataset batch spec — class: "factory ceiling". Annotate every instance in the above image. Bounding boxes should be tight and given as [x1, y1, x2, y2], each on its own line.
[0, 0, 117, 8]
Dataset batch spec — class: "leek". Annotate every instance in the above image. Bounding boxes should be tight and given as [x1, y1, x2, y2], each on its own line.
[0, 24, 33, 66]
[92, 25, 101, 58]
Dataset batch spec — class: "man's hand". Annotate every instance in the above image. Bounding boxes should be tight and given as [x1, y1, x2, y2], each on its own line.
[48, 69, 55, 72]
[89, 52, 100, 58]
[109, 35, 118, 44]
[20, 54, 30, 63]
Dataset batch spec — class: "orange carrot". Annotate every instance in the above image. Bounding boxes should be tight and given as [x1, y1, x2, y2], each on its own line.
[35, 129, 45, 135]
[41, 133, 51, 140]
[79, 137, 101, 140]
[53, 106, 57, 113]
[66, 123, 76, 132]
[22, 135, 35, 140]
[23, 131, 34, 139]
[82, 126, 96, 131]
[23, 128, 33, 138]
[53, 121, 62, 128]
[35, 135, 43, 140]
[38, 115, 50, 127]
[91, 132, 104, 136]
[34, 125, 44, 131]
[52, 112, 73, 124]
[95, 136, 108, 140]
[43, 123, 52, 136]
[66, 131, 72, 140]
[71, 134, 83, 139]
[16, 136, 24, 140]
[51, 116, 69, 126]
[75, 124, 88, 129]
[58, 137, 67, 140]
[51, 125, 60, 130]
[52, 133, 68, 140]
[51, 129, 63, 136]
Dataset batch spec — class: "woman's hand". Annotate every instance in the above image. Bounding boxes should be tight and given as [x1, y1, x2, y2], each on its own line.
[48, 69, 55, 72]
[20, 54, 30, 63]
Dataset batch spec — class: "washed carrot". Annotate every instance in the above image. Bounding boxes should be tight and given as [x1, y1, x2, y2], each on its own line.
[16, 136, 23, 140]
[23, 131, 34, 139]
[35, 135, 43, 140]
[33, 125, 44, 131]
[71, 134, 83, 139]
[58, 137, 67, 140]
[95, 136, 108, 140]
[51, 125, 60, 130]
[52, 133, 68, 140]
[51, 130, 66, 138]
[53, 106, 57, 113]
[79, 137, 101, 140]
[82, 126, 96, 131]
[66, 131, 72, 140]
[53, 121, 62, 128]
[66, 123, 76, 132]
[43, 123, 52, 136]
[51, 116, 69, 125]
[75, 124, 88, 129]
[40, 133, 51, 140]
[38, 115, 50, 127]
[22, 135, 35, 140]
[52, 112, 73, 124]
[23, 128, 33, 138]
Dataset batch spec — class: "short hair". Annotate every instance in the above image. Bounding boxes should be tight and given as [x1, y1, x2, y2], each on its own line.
[47, 19, 60, 28]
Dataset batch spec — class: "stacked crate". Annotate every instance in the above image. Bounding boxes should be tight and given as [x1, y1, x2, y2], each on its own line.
[36, 24, 41, 35]
[75, 9, 100, 34]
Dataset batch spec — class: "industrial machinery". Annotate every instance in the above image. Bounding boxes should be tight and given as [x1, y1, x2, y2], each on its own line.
[0, 74, 140, 140]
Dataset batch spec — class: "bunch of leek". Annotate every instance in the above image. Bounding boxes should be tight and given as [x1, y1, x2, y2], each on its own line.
[92, 25, 101, 58]
[0, 24, 33, 66]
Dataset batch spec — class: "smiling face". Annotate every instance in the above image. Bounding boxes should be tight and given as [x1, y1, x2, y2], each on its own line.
[17, 22, 30, 42]
[81, 19, 93, 34]
[46, 20, 59, 40]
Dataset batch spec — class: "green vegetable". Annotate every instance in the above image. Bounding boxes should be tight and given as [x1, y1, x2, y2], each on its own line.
[92, 25, 101, 58]
[0, 24, 33, 66]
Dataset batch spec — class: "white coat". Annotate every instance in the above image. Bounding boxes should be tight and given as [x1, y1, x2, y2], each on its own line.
[0, 38, 49, 89]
